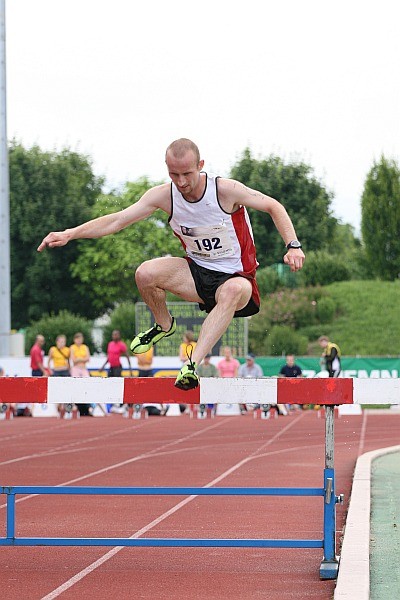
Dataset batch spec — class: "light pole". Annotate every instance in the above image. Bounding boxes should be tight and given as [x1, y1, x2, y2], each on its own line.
[0, 0, 11, 356]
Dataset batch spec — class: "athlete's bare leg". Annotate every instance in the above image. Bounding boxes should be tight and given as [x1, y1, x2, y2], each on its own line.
[135, 257, 252, 365]
[135, 257, 202, 331]
[191, 277, 252, 365]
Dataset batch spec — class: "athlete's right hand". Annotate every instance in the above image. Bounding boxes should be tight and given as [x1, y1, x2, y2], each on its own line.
[37, 230, 71, 252]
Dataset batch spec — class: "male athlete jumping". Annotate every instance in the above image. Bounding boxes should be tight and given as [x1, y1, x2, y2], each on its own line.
[38, 139, 305, 390]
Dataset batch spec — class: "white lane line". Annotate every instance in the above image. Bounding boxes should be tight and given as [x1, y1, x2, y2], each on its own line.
[0, 418, 230, 510]
[40, 413, 305, 600]
[0, 422, 70, 443]
[357, 410, 368, 457]
[0, 420, 153, 466]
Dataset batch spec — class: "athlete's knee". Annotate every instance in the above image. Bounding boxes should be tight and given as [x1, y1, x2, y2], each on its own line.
[135, 260, 157, 287]
[217, 279, 250, 307]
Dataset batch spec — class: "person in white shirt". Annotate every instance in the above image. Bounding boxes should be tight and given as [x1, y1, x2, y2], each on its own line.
[38, 138, 305, 391]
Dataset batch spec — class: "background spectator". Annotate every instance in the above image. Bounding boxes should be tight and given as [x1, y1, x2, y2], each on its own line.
[279, 354, 303, 378]
[70, 332, 90, 377]
[48, 335, 70, 377]
[101, 329, 132, 377]
[70, 332, 96, 417]
[179, 330, 197, 363]
[15, 404, 32, 417]
[30, 334, 48, 376]
[101, 329, 132, 413]
[279, 353, 303, 412]
[237, 352, 263, 414]
[137, 347, 154, 377]
[217, 347, 243, 413]
[143, 404, 168, 416]
[238, 353, 263, 378]
[217, 346, 240, 378]
[318, 336, 341, 377]
[197, 354, 217, 412]
[197, 354, 217, 378]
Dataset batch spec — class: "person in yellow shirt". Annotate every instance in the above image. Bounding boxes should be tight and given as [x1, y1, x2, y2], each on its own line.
[70, 332, 90, 377]
[137, 347, 154, 377]
[179, 330, 197, 363]
[318, 336, 341, 378]
[48, 335, 70, 376]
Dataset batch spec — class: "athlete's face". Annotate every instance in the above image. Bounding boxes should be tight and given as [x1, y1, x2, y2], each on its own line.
[166, 150, 204, 196]
[286, 355, 295, 367]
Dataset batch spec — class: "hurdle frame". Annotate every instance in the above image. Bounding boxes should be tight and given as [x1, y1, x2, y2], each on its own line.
[1, 377, 398, 580]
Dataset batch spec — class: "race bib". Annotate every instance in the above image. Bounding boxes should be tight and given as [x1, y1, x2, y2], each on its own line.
[180, 223, 234, 260]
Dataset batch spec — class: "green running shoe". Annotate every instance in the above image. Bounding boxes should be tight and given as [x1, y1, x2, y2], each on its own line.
[174, 362, 199, 391]
[130, 317, 176, 354]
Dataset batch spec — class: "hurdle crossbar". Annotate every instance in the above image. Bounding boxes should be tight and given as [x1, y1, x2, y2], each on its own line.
[1, 376, 399, 406]
[1, 377, 399, 581]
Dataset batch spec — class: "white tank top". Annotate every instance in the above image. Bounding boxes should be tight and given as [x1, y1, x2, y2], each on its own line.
[169, 173, 258, 276]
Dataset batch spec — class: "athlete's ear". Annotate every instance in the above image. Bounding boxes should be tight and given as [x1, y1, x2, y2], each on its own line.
[198, 159, 204, 170]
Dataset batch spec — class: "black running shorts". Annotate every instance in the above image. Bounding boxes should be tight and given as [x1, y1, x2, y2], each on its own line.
[187, 260, 260, 318]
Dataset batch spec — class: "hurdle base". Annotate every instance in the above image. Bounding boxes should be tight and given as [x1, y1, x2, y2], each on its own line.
[319, 557, 339, 580]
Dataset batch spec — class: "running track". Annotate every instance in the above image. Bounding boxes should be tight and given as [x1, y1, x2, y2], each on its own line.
[1, 410, 399, 599]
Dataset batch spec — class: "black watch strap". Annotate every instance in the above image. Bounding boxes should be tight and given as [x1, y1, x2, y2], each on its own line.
[286, 240, 302, 249]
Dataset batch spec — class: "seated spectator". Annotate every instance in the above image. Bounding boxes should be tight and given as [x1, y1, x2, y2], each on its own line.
[197, 354, 217, 378]
[279, 354, 303, 378]
[143, 403, 168, 416]
[238, 353, 263, 378]
[15, 403, 32, 417]
[197, 354, 217, 412]
[279, 354, 303, 413]
[238, 353, 263, 412]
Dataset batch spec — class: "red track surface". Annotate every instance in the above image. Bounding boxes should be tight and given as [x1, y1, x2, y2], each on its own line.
[1, 410, 399, 599]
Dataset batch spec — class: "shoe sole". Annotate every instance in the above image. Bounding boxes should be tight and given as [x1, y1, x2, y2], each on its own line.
[174, 379, 199, 391]
[130, 319, 176, 353]
[174, 372, 199, 391]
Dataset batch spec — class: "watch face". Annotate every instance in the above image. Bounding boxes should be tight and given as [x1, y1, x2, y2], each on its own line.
[288, 240, 301, 249]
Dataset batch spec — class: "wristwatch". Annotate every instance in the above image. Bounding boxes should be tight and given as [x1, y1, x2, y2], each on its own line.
[286, 240, 302, 249]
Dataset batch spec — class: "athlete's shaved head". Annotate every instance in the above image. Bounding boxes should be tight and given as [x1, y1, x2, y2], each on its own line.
[165, 138, 201, 163]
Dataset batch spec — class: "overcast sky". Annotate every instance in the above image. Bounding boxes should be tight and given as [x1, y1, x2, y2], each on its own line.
[5, 0, 400, 233]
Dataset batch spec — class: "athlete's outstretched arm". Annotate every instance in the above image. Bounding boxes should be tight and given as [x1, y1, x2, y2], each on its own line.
[37, 185, 170, 252]
[218, 178, 305, 272]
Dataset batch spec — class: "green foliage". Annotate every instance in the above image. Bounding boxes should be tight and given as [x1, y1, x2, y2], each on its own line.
[264, 326, 308, 356]
[25, 310, 94, 354]
[263, 287, 325, 328]
[299, 280, 400, 355]
[71, 179, 183, 313]
[101, 302, 136, 352]
[301, 250, 351, 286]
[9, 142, 103, 328]
[229, 149, 338, 266]
[256, 266, 282, 295]
[248, 286, 340, 353]
[315, 296, 335, 323]
[361, 156, 400, 280]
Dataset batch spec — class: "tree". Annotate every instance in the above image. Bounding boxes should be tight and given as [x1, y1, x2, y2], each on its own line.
[229, 149, 338, 266]
[101, 302, 136, 352]
[361, 156, 400, 280]
[9, 142, 103, 328]
[25, 310, 95, 355]
[301, 250, 351, 286]
[71, 178, 183, 312]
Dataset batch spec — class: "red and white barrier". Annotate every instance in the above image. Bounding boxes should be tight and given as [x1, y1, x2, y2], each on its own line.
[0, 377, 399, 405]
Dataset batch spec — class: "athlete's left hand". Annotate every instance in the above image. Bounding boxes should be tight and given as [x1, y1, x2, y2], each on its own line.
[283, 249, 305, 272]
